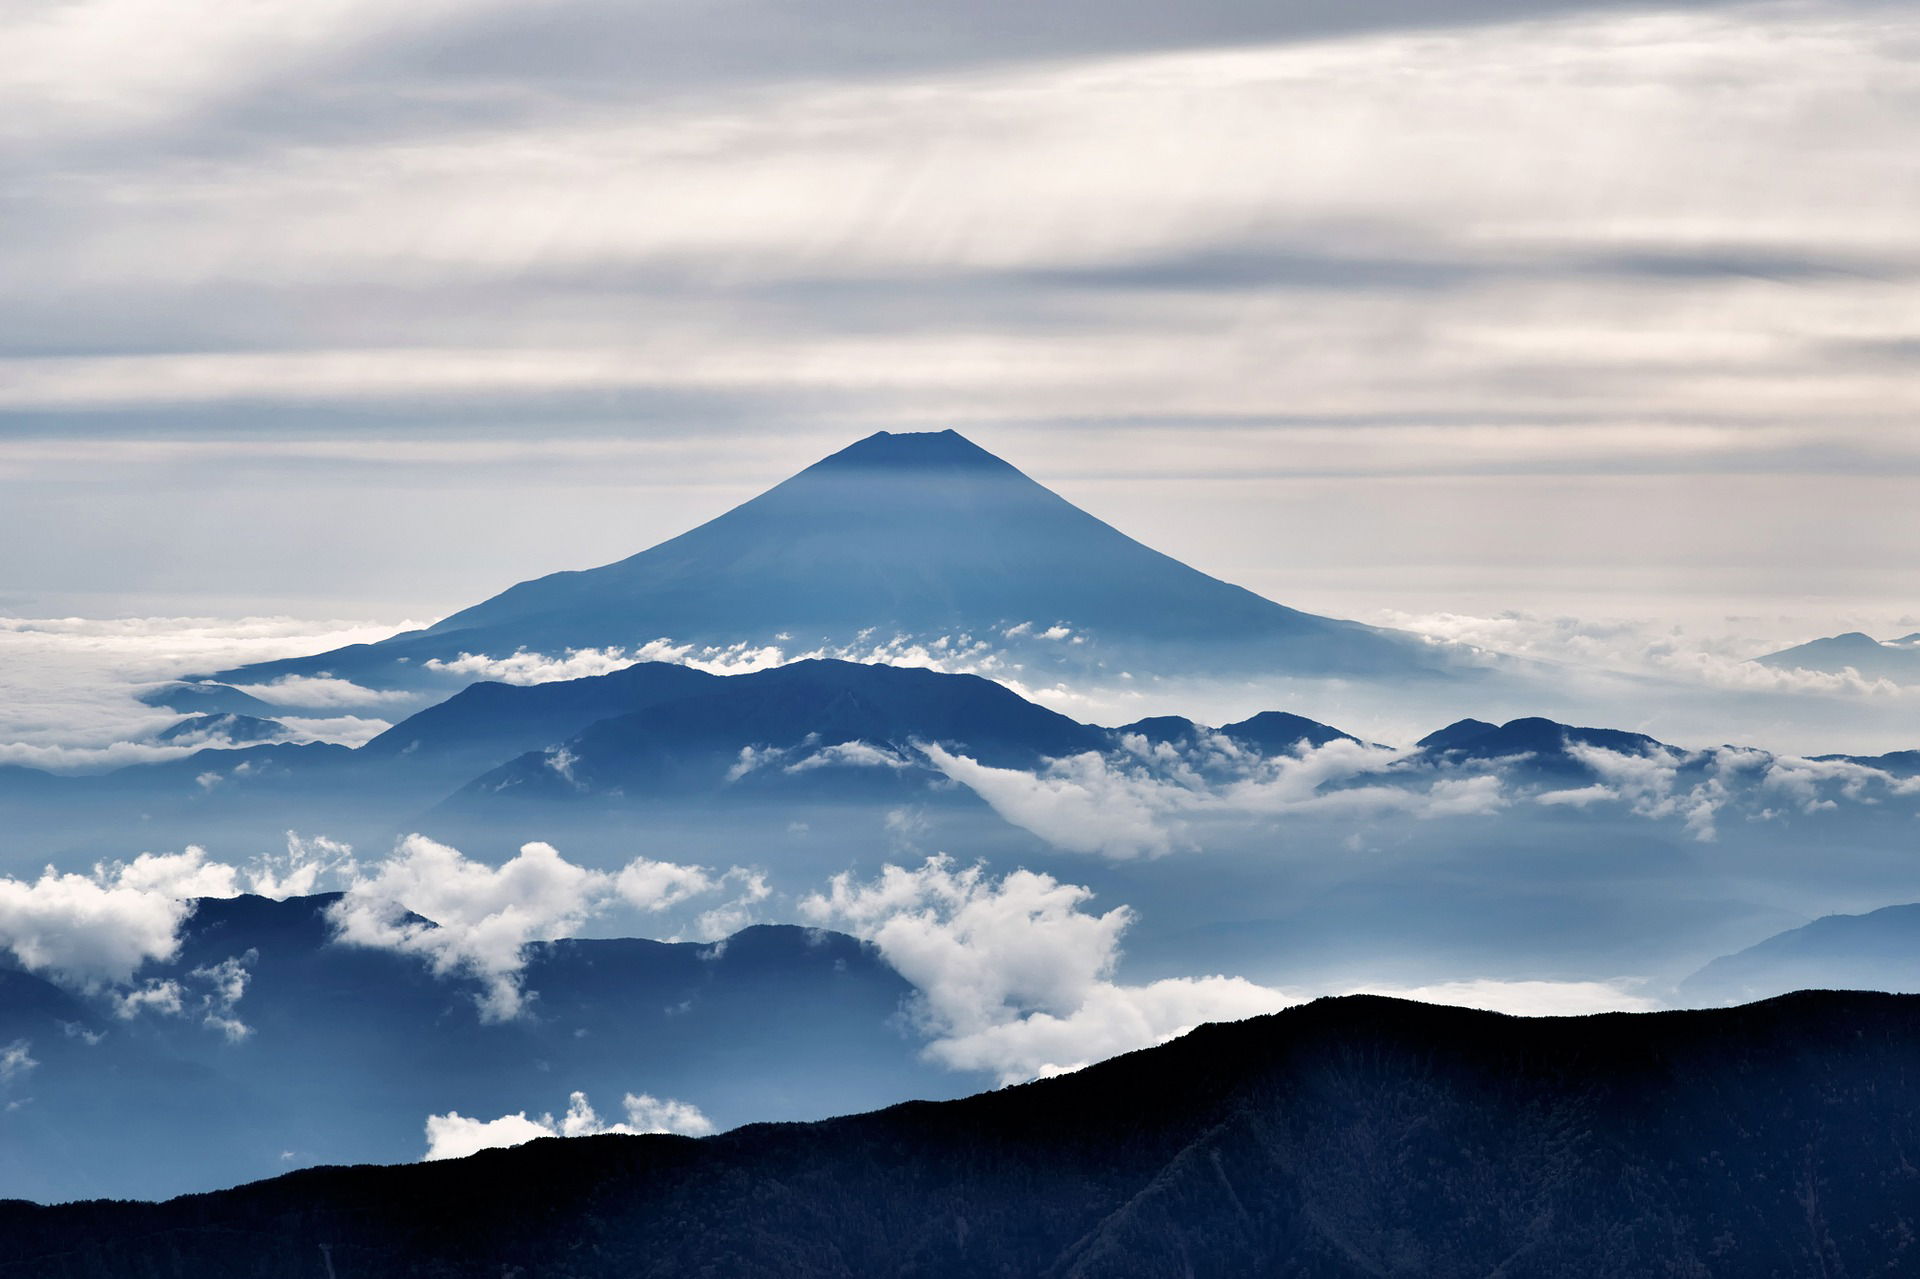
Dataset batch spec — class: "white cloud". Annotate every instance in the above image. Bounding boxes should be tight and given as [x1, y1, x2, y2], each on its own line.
[111, 979, 184, 1019]
[60, 1020, 106, 1046]
[687, 872, 771, 942]
[800, 856, 1294, 1083]
[190, 953, 255, 1042]
[932, 974, 1293, 1080]
[0, 0, 489, 145]
[328, 836, 612, 1022]
[423, 632, 1016, 690]
[1374, 608, 1920, 705]
[228, 675, 413, 708]
[328, 835, 765, 1019]
[0, 864, 196, 987]
[922, 736, 1507, 859]
[275, 714, 393, 747]
[105, 948, 257, 1039]
[921, 746, 1188, 859]
[0, 615, 418, 770]
[421, 1109, 553, 1162]
[104, 847, 242, 899]
[249, 833, 357, 899]
[423, 1088, 712, 1161]
[616, 1092, 716, 1137]
[0, 1039, 37, 1084]
[424, 640, 791, 685]
[0, 837, 350, 1012]
[614, 858, 722, 912]
[784, 740, 911, 772]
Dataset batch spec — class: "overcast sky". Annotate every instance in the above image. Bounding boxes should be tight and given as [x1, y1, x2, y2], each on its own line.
[1, 0, 1915, 631]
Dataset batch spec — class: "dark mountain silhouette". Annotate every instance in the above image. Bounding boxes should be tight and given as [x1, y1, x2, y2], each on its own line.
[0, 657, 1386, 856]
[1415, 716, 1501, 749]
[355, 660, 723, 788]
[1110, 711, 1359, 755]
[1753, 631, 1920, 684]
[136, 681, 278, 717]
[4, 991, 1917, 1276]
[0, 894, 964, 1202]
[1680, 903, 1920, 1006]
[211, 430, 1455, 696]
[1218, 709, 1358, 753]
[153, 712, 288, 745]
[1415, 715, 1673, 777]
[1109, 714, 1206, 745]
[1814, 748, 1920, 777]
[448, 657, 1109, 806]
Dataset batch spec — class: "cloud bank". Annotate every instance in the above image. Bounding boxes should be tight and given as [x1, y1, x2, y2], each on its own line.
[0, 616, 416, 771]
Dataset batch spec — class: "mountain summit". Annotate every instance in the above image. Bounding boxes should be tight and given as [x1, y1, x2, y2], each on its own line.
[218, 430, 1450, 691]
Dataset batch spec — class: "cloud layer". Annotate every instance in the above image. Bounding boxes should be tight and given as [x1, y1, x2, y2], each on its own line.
[0, 615, 415, 770]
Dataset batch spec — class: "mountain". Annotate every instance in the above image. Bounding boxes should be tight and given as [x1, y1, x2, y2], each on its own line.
[211, 430, 1457, 698]
[1679, 903, 1920, 1006]
[1813, 748, 1920, 777]
[1414, 715, 1673, 776]
[0, 655, 1388, 858]
[1753, 631, 1920, 684]
[1218, 709, 1358, 753]
[153, 712, 289, 746]
[5, 991, 1917, 1275]
[136, 681, 279, 717]
[1109, 710, 1359, 754]
[0, 893, 964, 1202]
[447, 657, 1109, 807]
[355, 660, 723, 789]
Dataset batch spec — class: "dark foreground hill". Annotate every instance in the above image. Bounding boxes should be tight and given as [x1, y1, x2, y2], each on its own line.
[4, 991, 1916, 1277]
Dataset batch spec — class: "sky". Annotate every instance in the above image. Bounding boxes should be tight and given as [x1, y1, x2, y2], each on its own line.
[1, 0, 1915, 637]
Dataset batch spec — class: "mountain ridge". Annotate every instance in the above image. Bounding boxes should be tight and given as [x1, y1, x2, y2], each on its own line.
[3, 990, 1916, 1276]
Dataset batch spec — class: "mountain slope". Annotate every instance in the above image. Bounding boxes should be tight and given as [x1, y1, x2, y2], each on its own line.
[214, 430, 1451, 693]
[0, 894, 961, 1202]
[1680, 903, 1920, 1005]
[3, 992, 1916, 1276]
[1414, 715, 1674, 777]
[447, 657, 1110, 806]
[1754, 631, 1920, 684]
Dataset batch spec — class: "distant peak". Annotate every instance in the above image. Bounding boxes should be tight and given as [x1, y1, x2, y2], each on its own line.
[808, 429, 1020, 474]
[1416, 717, 1499, 749]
